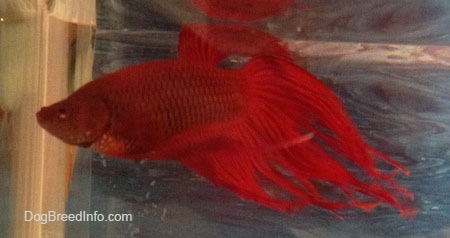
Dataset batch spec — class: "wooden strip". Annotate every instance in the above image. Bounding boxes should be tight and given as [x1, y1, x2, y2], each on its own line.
[289, 40, 450, 68]
[0, 0, 95, 237]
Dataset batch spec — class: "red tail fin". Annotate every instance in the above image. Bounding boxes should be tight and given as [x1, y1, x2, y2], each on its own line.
[175, 57, 417, 218]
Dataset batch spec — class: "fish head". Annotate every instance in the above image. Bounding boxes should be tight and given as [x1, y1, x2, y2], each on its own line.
[36, 95, 110, 147]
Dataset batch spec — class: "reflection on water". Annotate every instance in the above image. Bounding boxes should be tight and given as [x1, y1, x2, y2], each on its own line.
[66, 0, 450, 237]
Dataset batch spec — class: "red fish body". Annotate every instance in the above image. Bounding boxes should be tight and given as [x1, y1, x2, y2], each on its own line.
[74, 60, 248, 158]
[37, 25, 416, 218]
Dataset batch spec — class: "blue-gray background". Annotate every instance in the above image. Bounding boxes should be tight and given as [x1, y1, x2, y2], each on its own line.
[66, 0, 450, 237]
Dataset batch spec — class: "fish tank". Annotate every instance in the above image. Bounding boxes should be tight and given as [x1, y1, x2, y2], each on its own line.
[1, 0, 449, 237]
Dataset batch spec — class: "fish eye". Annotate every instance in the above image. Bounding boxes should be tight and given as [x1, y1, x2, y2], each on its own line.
[58, 107, 67, 119]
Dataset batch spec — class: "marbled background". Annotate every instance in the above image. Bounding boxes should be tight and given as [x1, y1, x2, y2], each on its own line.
[66, 1, 450, 237]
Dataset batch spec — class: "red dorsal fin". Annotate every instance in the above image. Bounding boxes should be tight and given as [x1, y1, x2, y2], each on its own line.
[178, 24, 293, 65]
[178, 24, 226, 66]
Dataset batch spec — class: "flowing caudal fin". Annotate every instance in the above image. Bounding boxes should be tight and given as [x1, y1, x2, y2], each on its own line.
[176, 57, 417, 218]
[178, 24, 292, 66]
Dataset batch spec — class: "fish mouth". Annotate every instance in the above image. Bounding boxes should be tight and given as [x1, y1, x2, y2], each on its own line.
[36, 107, 50, 128]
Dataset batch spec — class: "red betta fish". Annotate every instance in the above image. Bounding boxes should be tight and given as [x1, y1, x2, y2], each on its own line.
[189, 0, 300, 21]
[37, 24, 416, 218]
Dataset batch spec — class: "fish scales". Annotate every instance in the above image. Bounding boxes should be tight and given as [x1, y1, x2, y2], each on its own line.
[36, 24, 416, 218]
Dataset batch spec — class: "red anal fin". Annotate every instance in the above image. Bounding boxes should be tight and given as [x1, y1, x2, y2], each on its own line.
[158, 126, 304, 212]
[179, 146, 306, 213]
[177, 138, 381, 218]
[178, 133, 416, 218]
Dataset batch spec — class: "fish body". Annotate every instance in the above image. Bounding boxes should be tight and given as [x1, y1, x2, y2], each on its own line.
[40, 60, 248, 158]
[37, 25, 416, 218]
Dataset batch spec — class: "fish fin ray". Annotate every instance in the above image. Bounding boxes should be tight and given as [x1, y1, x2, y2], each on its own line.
[178, 24, 293, 66]
[179, 148, 306, 213]
[178, 25, 226, 65]
[239, 57, 416, 217]
[162, 56, 415, 218]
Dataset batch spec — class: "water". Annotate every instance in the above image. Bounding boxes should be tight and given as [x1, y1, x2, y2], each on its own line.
[63, 0, 450, 237]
